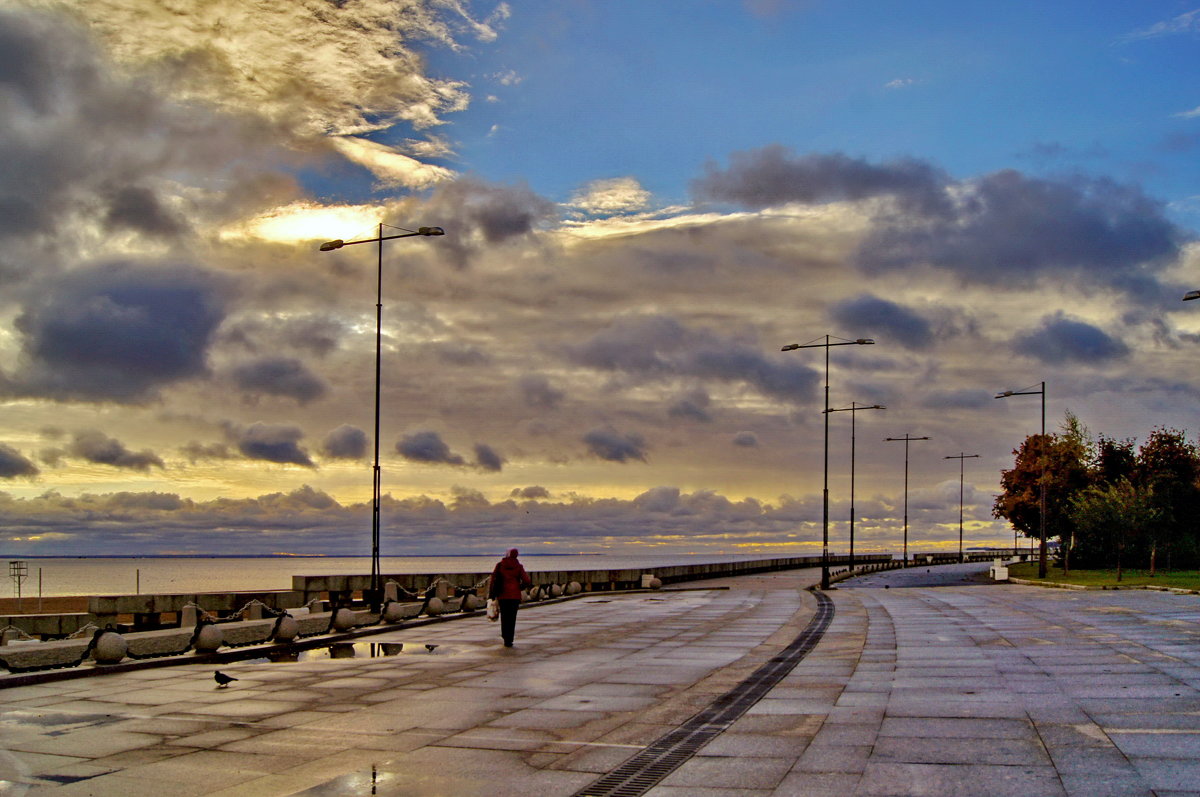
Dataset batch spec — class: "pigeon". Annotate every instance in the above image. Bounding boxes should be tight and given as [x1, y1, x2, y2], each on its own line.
[424, 644, 438, 652]
[214, 670, 238, 688]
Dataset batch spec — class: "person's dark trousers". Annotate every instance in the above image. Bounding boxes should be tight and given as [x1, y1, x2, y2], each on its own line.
[498, 599, 520, 646]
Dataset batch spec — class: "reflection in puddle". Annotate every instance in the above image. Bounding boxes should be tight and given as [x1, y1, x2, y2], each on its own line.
[254, 641, 416, 664]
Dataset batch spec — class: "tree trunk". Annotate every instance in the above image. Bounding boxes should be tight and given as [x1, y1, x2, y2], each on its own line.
[1116, 542, 1123, 582]
[1149, 541, 1157, 577]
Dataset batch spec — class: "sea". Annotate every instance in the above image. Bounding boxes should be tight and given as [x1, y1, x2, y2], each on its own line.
[1, 554, 773, 598]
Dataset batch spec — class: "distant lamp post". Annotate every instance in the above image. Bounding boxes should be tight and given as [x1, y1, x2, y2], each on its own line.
[1184, 290, 1200, 301]
[781, 335, 875, 589]
[884, 434, 930, 566]
[995, 382, 1047, 578]
[944, 453, 980, 564]
[825, 402, 885, 570]
[319, 224, 444, 608]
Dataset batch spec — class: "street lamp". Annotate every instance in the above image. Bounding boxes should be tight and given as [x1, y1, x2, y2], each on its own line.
[781, 335, 875, 589]
[1184, 290, 1200, 301]
[319, 223, 445, 608]
[884, 434, 929, 566]
[825, 402, 885, 570]
[944, 453, 980, 564]
[995, 382, 1046, 578]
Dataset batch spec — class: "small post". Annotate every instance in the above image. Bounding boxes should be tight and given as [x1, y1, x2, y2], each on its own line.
[38, 567, 42, 612]
[136, 568, 140, 595]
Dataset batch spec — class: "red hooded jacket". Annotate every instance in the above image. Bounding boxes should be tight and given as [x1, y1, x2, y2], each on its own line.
[489, 553, 531, 600]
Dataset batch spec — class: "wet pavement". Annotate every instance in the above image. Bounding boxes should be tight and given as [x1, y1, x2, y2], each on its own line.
[1, 563, 1199, 796]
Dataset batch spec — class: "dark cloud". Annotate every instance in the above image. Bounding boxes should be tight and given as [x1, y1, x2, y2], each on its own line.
[433, 342, 490, 366]
[473, 443, 506, 472]
[830, 295, 934, 350]
[667, 389, 712, 422]
[566, 315, 818, 404]
[517, 373, 565, 410]
[6, 261, 228, 403]
[632, 486, 681, 513]
[69, 430, 164, 471]
[857, 170, 1183, 287]
[396, 431, 465, 466]
[221, 316, 345, 358]
[321, 425, 367, 460]
[693, 145, 950, 214]
[1012, 314, 1130, 365]
[0, 443, 39, 478]
[421, 178, 557, 268]
[180, 441, 235, 462]
[230, 356, 328, 404]
[583, 426, 648, 463]
[733, 431, 760, 447]
[0, 7, 278, 253]
[920, 389, 994, 410]
[229, 422, 314, 467]
[511, 485, 551, 500]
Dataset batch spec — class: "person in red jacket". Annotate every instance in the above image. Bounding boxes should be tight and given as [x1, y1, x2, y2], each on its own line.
[489, 548, 532, 647]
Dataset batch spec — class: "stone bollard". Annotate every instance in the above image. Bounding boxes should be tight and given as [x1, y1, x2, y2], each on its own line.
[194, 624, 223, 653]
[180, 605, 198, 627]
[93, 631, 128, 664]
[425, 597, 445, 616]
[273, 614, 300, 642]
[383, 602, 407, 623]
[550, 583, 563, 598]
[435, 579, 450, 601]
[248, 603, 265, 621]
[0, 628, 23, 646]
[567, 581, 582, 595]
[384, 581, 400, 603]
[461, 594, 480, 611]
[333, 608, 357, 631]
[640, 574, 662, 589]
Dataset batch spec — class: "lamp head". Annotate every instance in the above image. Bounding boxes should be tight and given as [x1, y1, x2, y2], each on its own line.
[1185, 290, 1200, 301]
[781, 343, 800, 351]
[996, 390, 1014, 398]
[417, 226, 445, 236]
[319, 240, 344, 251]
[855, 338, 875, 345]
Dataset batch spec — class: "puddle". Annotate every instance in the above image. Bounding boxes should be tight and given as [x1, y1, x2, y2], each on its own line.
[244, 641, 448, 664]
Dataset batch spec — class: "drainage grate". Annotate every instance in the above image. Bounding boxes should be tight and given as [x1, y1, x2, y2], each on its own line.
[571, 589, 834, 797]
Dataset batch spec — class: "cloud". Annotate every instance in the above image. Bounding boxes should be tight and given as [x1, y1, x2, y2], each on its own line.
[884, 77, 915, 89]
[1012, 313, 1130, 365]
[421, 178, 557, 268]
[517, 374, 565, 410]
[230, 357, 328, 404]
[583, 426, 648, 463]
[511, 485, 550, 499]
[830, 295, 934, 350]
[1173, 106, 1200, 120]
[5, 261, 229, 403]
[668, 389, 713, 422]
[329, 136, 456, 189]
[473, 443, 506, 472]
[569, 177, 652, 216]
[733, 431, 760, 447]
[693, 145, 950, 214]
[0, 444, 39, 478]
[69, 0, 506, 139]
[856, 170, 1183, 288]
[1123, 9, 1200, 40]
[229, 422, 314, 467]
[69, 430, 164, 471]
[920, 390, 994, 410]
[566, 314, 819, 404]
[321, 425, 368, 460]
[396, 430, 465, 466]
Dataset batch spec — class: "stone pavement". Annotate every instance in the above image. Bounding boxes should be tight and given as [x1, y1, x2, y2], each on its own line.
[1, 564, 1199, 796]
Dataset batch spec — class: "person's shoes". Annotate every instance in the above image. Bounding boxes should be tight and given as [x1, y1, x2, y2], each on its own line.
[503, 640, 513, 647]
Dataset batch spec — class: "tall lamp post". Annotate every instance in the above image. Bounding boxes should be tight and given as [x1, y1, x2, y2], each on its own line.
[944, 452, 980, 563]
[320, 224, 445, 608]
[826, 402, 885, 569]
[781, 335, 875, 589]
[995, 382, 1047, 578]
[884, 434, 929, 566]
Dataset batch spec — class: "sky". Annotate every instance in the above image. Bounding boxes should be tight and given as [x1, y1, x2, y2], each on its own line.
[1, 0, 1199, 558]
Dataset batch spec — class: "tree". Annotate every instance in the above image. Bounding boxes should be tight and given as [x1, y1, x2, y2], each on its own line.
[1069, 479, 1159, 580]
[993, 413, 1091, 572]
[1134, 428, 1200, 573]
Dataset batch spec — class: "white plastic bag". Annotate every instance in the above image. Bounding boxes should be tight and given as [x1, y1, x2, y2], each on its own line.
[486, 598, 499, 622]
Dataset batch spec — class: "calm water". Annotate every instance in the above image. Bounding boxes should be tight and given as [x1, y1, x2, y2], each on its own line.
[2, 554, 772, 598]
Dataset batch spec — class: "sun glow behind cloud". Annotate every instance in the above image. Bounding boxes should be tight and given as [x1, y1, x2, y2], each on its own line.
[220, 201, 390, 245]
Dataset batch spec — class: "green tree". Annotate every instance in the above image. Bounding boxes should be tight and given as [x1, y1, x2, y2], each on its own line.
[1134, 428, 1200, 573]
[1069, 479, 1159, 580]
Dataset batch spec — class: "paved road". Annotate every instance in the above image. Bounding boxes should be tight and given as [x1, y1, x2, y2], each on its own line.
[1, 566, 1198, 796]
